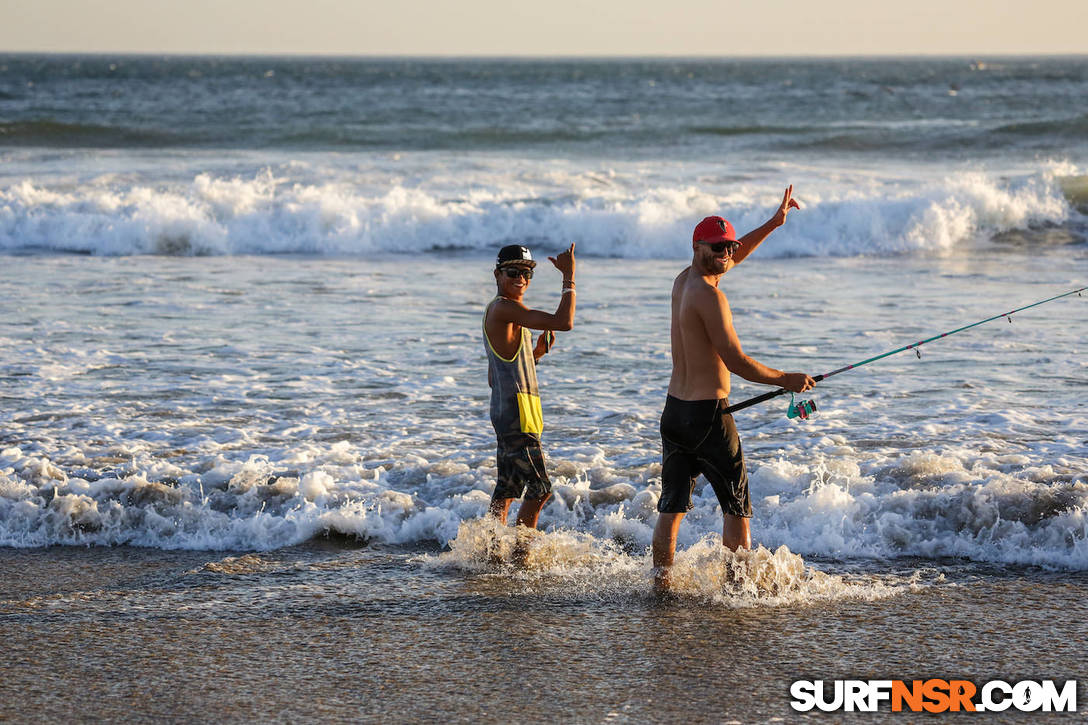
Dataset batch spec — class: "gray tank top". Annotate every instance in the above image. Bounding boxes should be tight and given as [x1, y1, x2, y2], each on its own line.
[483, 297, 543, 439]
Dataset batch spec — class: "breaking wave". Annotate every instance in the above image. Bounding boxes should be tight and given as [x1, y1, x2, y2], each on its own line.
[0, 164, 1079, 257]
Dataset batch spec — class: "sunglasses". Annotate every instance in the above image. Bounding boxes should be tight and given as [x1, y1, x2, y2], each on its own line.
[502, 267, 534, 280]
[702, 241, 740, 255]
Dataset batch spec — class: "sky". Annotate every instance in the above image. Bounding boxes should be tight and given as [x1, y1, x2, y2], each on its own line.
[1, 0, 1086, 56]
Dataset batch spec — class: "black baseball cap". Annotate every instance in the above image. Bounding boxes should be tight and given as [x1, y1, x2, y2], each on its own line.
[495, 244, 536, 268]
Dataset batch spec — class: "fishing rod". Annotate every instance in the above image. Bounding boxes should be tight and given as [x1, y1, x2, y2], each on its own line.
[724, 285, 1087, 418]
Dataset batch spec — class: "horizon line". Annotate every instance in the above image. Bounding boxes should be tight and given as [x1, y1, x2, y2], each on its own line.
[2, 50, 1088, 61]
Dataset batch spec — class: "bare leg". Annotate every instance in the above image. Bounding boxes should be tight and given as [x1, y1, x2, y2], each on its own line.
[722, 514, 751, 551]
[486, 498, 515, 564]
[652, 512, 685, 593]
[514, 494, 550, 529]
[488, 497, 514, 524]
[511, 495, 551, 566]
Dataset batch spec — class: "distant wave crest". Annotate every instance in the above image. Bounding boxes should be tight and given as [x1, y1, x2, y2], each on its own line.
[0, 165, 1079, 257]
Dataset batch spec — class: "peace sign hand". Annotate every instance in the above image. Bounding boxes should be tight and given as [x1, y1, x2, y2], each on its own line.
[770, 185, 801, 228]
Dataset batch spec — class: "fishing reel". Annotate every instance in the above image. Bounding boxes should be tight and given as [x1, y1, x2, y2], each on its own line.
[787, 393, 818, 420]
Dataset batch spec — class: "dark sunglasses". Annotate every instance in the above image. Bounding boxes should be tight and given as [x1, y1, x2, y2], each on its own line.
[704, 241, 740, 255]
[502, 267, 534, 280]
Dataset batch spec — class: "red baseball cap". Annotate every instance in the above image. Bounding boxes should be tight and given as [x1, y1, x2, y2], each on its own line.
[693, 216, 737, 244]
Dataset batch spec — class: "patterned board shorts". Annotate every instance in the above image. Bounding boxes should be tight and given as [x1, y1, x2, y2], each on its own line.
[493, 432, 552, 501]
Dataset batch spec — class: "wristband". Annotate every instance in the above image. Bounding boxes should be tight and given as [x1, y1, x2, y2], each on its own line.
[562, 288, 576, 295]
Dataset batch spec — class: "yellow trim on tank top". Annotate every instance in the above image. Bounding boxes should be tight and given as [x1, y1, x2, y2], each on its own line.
[483, 298, 525, 364]
[516, 392, 544, 435]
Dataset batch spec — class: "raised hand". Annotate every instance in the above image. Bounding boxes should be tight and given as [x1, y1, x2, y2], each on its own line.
[548, 242, 576, 281]
[770, 185, 801, 228]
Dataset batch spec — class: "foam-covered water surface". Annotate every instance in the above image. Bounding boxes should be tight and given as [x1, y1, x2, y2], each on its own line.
[2, 248, 1085, 577]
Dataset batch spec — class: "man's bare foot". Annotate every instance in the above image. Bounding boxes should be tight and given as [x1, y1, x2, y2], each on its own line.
[511, 526, 538, 567]
[722, 546, 748, 587]
[484, 518, 507, 565]
[653, 566, 673, 596]
[486, 535, 504, 565]
[511, 544, 529, 567]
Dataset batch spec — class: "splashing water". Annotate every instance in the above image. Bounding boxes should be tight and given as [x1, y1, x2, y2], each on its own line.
[429, 519, 906, 607]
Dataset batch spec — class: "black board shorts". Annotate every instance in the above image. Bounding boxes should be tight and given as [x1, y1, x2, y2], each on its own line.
[658, 395, 751, 517]
[493, 432, 552, 501]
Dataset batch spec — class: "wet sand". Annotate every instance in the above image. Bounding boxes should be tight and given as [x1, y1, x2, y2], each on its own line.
[2, 543, 1085, 723]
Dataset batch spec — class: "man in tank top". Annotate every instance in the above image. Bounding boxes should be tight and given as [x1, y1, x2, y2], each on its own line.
[655, 186, 815, 592]
[483, 242, 576, 539]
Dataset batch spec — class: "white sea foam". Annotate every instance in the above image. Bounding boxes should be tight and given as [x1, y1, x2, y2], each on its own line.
[0, 242, 1084, 572]
[0, 158, 1079, 258]
[1, 436, 1085, 570]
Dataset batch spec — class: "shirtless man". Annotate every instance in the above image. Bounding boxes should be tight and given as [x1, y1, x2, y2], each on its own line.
[654, 186, 815, 590]
[483, 243, 576, 533]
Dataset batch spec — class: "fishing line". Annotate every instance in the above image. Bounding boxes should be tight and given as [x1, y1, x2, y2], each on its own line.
[724, 285, 1086, 417]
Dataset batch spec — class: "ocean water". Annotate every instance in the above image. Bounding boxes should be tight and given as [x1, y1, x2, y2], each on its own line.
[1, 55, 1087, 721]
